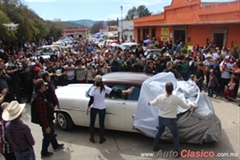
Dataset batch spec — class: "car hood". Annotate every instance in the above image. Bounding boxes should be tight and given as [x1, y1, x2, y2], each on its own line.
[133, 72, 221, 144]
[56, 84, 92, 98]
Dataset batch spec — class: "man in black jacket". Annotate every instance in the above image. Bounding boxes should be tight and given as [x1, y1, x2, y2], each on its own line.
[163, 61, 183, 80]
[0, 67, 8, 104]
[21, 60, 35, 103]
[135, 45, 144, 58]
[195, 63, 204, 91]
[31, 79, 64, 158]
[144, 61, 156, 75]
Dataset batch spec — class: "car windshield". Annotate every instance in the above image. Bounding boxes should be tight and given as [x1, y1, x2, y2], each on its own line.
[42, 47, 53, 54]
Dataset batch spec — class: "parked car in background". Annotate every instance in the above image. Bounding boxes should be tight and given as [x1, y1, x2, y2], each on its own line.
[119, 42, 138, 52]
[144, 49, 162, 57]
[94, 38, 104, 45]
[34, 45, 58, 59]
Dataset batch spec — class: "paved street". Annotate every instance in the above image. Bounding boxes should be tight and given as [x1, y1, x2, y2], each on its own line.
[15, 95, 240, 160]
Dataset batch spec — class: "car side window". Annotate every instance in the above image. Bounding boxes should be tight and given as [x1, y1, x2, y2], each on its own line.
[126, 86, 141, 101]
[107, 85, 126, 100]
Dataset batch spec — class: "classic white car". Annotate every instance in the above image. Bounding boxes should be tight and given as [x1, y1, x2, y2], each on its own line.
[55, 72, 148, 132]
[55, 72, 222, 144]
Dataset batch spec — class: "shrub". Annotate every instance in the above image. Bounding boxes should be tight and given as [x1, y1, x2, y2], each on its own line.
[154, 42, 160, 48]
[230, 41, 240, 59]
[180, 47, 188, 54]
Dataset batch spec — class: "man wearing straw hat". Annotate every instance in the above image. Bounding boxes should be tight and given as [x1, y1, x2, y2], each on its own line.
[2, 101, 35, 160]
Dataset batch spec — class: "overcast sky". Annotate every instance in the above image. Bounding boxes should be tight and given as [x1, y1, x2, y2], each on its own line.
[24, 0, 234, 21]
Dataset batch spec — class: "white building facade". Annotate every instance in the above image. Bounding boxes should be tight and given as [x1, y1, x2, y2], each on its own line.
[118, 20, 134, 42]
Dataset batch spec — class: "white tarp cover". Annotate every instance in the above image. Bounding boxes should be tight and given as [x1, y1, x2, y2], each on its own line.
[133, 72, 222, 144]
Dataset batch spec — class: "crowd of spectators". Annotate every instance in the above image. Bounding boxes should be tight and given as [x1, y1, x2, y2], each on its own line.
[0, 38, 239, 104]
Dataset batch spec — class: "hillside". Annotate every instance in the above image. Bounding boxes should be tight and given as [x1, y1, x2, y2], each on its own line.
[65, 19, 108, 28]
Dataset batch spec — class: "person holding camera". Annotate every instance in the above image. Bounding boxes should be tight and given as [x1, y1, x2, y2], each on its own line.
[75, 60, 86, 83]
[21, 60, 35, 103]
[5, 59, 22, 103]
[52, 60, 66, 87]
[85, 64, 95, 83]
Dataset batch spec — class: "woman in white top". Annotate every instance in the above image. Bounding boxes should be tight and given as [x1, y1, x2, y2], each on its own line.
[86, 75, 112, 144]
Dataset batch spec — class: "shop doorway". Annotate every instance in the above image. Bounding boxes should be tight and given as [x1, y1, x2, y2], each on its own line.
[211, 28, 228, 48]
[143, 28, 149, 39]
[174, 30, 185, 45]
[213, 33, 224, 49]
[152, 28, 156, 39]
[138, 28, 140, 42]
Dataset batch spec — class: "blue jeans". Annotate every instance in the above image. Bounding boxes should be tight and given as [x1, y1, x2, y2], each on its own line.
[90, 108, 106, 129]
[14, 148, 35, 160]
[181, 72, 188, 81]
[41, 122, 58, 156]
[153, 116, 180, 153]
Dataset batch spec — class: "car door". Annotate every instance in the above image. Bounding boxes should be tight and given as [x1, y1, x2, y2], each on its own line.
[104, 98, 126, 130]
[124, 86, 140, 131]
[104, 84, 126, 130]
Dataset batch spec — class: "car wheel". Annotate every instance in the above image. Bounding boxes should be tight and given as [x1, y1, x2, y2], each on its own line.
[57, 112, 74, 131]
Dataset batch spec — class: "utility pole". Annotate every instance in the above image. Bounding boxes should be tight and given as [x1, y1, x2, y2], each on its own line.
[121, 6, 123, 43]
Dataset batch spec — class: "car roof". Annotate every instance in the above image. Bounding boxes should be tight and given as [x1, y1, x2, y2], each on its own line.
[42, 45, 53, 48]
[121, 43, 137, 45]
[102, 72, 152, 86]
[145, 49, 162, 51]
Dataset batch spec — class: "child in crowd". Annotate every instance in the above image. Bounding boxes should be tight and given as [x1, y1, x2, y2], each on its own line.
[208, 69, 219, 97]
[224, 76, 236, 100]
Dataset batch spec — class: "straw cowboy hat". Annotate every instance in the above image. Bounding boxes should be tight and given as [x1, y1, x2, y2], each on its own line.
[1, 102, 9, 111]
[2, 101, 26, 121]
[0, 153, 5, 160]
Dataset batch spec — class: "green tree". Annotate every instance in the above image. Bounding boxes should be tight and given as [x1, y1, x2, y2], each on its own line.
[230, 41, 240, 59]
[46, 22, 63, 39]
[125, 6, 137, 20]
[0, 10, 17, 42]
[90, 21, 104, 34]
[126, 5, 152, 19]
[0, 0, 64, 44]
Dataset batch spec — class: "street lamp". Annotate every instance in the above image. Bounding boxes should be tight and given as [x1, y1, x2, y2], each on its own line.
[120, 6, 123, 42]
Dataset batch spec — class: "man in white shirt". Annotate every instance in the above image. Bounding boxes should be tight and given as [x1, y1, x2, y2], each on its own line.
[64, 60, 75, 85]
[212, 48, 218, 61]
[219, 55, 234, 94]
[148, 82, 197, 155]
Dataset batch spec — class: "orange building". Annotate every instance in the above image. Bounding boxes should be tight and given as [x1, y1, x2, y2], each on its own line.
[133, 0, 240, 49]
